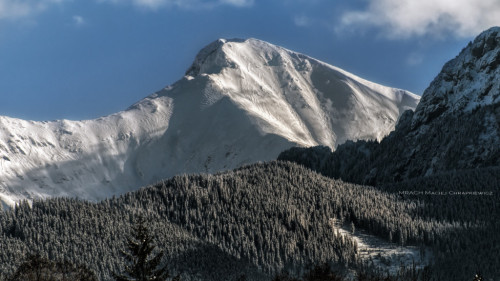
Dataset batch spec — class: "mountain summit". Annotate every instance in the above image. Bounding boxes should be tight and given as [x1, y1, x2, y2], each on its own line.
[186, 38, 418, 147]
[0, 38, 419, 206]
[412, 26, 500, 128]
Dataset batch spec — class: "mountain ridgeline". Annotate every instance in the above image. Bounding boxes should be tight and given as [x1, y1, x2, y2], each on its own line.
[279, 27, 500, 186]
[0, 38, 418, 207]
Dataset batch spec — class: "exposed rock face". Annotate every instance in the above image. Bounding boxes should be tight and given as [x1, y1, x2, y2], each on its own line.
[412, 27, 500, 128]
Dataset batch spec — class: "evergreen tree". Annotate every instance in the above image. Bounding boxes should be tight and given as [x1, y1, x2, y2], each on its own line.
[112, 216, 178, 281]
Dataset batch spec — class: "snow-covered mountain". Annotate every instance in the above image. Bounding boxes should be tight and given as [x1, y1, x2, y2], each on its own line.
[0, 38, 419, 207]
[279, 27, 500, 185]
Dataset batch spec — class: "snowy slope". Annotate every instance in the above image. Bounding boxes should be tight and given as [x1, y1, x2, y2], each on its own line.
[0, 38, 419, 207]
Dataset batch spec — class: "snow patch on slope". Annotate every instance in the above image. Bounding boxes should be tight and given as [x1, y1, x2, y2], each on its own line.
[330, 219, 431, 274]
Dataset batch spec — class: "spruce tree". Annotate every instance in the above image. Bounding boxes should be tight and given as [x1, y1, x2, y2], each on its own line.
[112, 216, 177, 281]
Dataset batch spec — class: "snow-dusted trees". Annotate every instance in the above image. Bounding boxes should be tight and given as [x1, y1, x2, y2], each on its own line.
[0, 161, 497, 280]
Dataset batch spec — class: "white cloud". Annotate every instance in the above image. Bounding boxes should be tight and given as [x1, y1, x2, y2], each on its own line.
[98, 0, 253, 10]
[294, 15, 310, 27]
[0, 0, 68, 21]
[132, 0, 167, 9]
[218, 0, 253, 7]
[339, 0, 500, 39]
[0, 0, 252, 21]
[406, 52, 424, 66]
[0, 1, 38, 20]
[72, 15, 85, 27]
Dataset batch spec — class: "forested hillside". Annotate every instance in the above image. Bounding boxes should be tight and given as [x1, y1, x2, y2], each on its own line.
[0, 162, 498, 280]
[380, 167, 500, 279]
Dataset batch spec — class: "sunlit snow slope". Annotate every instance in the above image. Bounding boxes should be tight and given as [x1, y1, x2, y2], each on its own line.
[0, 38, 419, 207]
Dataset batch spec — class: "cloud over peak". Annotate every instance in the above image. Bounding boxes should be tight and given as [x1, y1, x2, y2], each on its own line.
[340, 0, 500, 39]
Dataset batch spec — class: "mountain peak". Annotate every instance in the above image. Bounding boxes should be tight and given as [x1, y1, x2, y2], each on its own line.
[185, 38, 249, 76]
[471, 26, 500, 59]
[0, 37, 419, 207]
[184, 38, 301, 77]
[411, 26, 500, 128]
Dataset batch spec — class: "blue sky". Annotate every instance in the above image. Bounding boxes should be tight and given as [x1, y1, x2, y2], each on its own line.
[0, 0, 498, 121]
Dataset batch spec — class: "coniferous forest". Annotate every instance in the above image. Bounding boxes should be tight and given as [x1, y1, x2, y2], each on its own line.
[0, 161, 498, 280]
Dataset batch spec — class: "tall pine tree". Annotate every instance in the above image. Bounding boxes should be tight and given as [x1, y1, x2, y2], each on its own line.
[112, 216, 179, 281]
